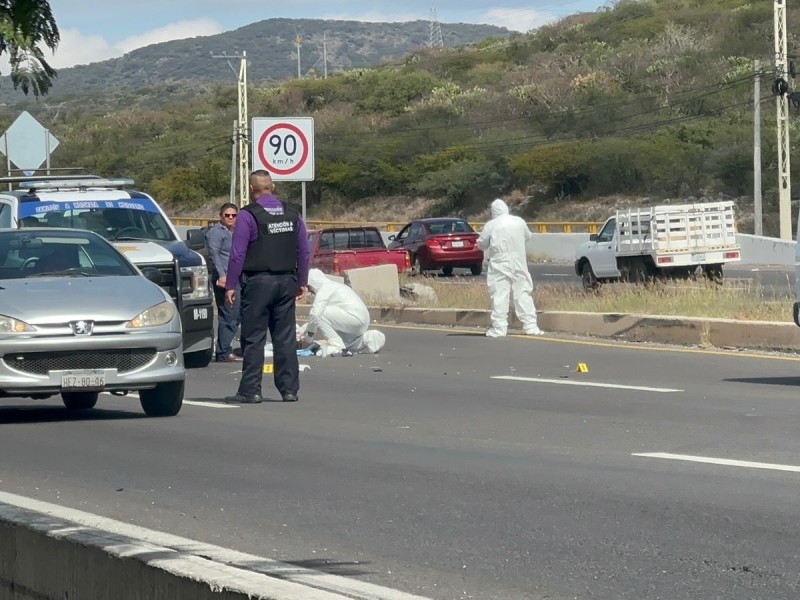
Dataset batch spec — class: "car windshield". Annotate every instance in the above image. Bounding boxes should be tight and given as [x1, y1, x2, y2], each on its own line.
[0, 230, 138, 280]
[18, 198, 177, 242]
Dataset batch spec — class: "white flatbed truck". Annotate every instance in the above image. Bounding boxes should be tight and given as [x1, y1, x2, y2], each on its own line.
[574, 201, 741, 290]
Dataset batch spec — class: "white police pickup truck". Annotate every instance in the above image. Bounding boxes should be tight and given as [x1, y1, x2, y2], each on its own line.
[0, 175, 215, 368]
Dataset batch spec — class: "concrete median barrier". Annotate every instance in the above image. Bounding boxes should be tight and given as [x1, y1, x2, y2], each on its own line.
[344, 305, 800, 353]
[0, 491, 432, 600]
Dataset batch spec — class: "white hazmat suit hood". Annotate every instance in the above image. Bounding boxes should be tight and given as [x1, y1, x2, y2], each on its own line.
[491, 198, 509, 218]
[308, 268, 331, 294]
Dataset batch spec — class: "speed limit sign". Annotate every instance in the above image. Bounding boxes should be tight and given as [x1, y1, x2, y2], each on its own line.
[251, 117, 315, 181]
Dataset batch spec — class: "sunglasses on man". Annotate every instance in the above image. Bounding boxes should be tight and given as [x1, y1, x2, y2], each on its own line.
[222, 213, 237, 218]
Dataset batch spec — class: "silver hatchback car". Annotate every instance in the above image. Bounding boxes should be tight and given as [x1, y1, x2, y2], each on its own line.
[0, 228, 185, 416]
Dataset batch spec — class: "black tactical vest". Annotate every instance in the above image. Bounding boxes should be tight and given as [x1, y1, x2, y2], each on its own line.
[241, 202, 298, 274]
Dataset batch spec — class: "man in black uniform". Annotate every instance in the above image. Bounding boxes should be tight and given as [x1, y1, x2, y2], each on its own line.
[223, 170, 311, 403]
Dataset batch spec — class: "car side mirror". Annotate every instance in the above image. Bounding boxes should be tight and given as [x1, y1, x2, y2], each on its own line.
[186, 228, 206, 251]
[589, 233, 598, 242]
[388, 234, 396, 241]
[140, 266, 163, 285]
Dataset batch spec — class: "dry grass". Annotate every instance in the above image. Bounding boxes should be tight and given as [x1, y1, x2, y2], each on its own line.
[374, 275, 794, 323]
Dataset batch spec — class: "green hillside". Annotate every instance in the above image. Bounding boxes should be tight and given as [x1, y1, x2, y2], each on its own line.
[0, 1, 795, 234]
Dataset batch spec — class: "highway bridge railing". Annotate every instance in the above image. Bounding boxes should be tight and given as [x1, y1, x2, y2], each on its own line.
[170, 217, 603, 234]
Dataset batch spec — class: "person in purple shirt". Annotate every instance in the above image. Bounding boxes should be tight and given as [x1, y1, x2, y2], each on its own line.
[223, 170, 310, 404]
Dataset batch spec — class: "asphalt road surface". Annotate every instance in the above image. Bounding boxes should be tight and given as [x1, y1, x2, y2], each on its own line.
[2, 326, 800, 599]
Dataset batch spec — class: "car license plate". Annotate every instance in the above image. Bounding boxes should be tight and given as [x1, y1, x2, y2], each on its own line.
[451, 240, 465, 248]
[61, 370, 105, 390]
[691, 252, 706, 262]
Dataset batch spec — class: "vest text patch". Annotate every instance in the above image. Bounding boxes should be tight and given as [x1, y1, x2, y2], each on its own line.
[268, 220, 294, 234]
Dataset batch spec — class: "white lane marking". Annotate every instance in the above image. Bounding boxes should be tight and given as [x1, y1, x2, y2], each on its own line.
[100, 393, 235, 409]
[492, 375, 682, 393]
[184, 400, 238, 408]
[634, 452, 800, 473]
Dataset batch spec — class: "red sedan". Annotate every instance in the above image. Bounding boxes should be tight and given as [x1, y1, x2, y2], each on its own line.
[387, 218, 484, 276]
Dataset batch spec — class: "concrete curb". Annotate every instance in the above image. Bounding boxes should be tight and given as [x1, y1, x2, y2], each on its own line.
[0, 502, 344, 600]
[346, 306, 800, 353]
[0, 491, 432, 600]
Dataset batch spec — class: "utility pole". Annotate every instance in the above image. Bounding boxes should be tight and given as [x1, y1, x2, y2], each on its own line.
[774, 0, 792, 240]
[754, 59, 763, 236]
[237, 52, 249, 207]
[323, 34, 328, 79]
[229, 120, 237, 204]
[295, 35, 302, 79]
[212, 51, 249, 207]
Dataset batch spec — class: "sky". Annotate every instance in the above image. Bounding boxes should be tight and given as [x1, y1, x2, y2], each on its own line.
[46, 0, 608, 69]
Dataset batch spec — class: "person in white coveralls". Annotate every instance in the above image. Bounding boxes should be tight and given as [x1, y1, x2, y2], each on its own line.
[298, 268, 386, 356]
[476, 199, 542, 337]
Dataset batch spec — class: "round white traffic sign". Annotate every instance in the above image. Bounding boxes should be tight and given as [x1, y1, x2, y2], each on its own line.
[252, 117, 315, 181]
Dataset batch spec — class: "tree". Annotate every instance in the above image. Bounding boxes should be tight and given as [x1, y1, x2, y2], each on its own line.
[0, 0, 59, 96]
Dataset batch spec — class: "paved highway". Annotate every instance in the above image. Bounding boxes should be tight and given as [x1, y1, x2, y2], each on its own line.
[2, 326, 800, 599]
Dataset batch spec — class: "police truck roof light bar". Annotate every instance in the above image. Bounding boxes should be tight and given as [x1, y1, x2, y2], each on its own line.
[0, 173, 102, 183]
[22, 178, 135, 190]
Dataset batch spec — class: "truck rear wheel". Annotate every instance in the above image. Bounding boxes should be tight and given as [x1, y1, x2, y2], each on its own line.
[704, 264, 723, 285]
[184, 347, 213, 369]
[628, 258, 649, 285]
[580, 262, 599, 291]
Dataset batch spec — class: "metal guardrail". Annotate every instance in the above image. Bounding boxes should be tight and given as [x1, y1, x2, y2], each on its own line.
[170, 217, 603, 234]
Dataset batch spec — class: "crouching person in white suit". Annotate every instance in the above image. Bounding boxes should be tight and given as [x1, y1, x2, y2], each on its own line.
[299, 268, 386, 356]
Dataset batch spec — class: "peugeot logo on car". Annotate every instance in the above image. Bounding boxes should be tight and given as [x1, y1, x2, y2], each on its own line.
[70, 320, 94, 336]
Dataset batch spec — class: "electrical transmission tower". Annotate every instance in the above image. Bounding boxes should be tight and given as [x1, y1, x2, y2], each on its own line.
[774, 0, 792, 240]
[429, 3, 444, 49]
[212, 51, 249, 207]
[43, 102, 66, 122]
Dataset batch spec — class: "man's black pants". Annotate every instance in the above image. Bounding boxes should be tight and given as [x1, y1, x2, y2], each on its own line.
[237, 272, 299, 398]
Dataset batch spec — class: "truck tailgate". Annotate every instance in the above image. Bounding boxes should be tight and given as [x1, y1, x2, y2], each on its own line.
[313, 249, 410, 275]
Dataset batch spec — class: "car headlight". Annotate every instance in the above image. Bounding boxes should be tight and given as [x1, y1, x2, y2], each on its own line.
[127, 301, 176, 328]
[0, 314, 35, 333]
[180, 265, 210, 300]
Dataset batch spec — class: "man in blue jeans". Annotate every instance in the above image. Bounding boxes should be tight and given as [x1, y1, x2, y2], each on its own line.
[206, 202, 242, 362]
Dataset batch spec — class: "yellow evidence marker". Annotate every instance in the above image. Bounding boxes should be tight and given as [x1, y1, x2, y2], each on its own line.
[576, 363, 589, 373]
[263, 363, 274, 373]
